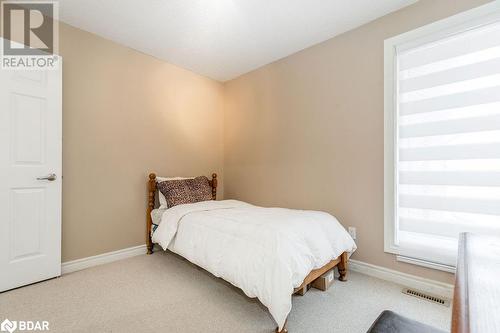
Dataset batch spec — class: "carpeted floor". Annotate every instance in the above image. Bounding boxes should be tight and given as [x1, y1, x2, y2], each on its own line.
[0, 251, 451, 333]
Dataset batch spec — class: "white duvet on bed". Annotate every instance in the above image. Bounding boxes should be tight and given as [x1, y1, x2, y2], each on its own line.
[152, 199, 356, 330]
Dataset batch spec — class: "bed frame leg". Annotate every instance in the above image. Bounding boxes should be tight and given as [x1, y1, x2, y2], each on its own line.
[147, 242, 153, 255]
[338, 252, 348, 282]
[275, 319, 288, 333]
[295, 285, 307, 296]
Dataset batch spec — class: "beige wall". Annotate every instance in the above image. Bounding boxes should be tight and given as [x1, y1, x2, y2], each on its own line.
[1, 0, 492, 281]
[59, 24, 224, 261]
[223, 0, 491, 284]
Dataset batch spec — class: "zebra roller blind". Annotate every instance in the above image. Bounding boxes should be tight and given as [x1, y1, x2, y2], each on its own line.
[394, 20, 500, 265]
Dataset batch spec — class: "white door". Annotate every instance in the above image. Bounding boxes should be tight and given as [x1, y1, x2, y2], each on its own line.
[0, 54, 62, 292]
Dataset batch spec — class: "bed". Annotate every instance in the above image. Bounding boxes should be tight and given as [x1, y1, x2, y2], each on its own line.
[146, 172, 357, 333]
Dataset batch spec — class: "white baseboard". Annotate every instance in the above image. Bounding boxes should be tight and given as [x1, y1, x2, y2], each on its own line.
[60, 245, 453, 298]
[349, 259, 454, 298]
[61, 244, 147, 275]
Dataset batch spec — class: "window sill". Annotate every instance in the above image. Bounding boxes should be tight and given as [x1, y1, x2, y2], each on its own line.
[397, 255, 456, 273]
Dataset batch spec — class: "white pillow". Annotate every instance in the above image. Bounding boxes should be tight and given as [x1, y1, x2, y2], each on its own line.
[156, 176, 194, 208]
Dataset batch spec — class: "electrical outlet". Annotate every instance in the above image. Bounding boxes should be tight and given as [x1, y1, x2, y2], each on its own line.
[348, 227, 357, 240]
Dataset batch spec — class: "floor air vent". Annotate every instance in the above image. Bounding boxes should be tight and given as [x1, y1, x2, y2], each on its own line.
[402, 288, 450, 307]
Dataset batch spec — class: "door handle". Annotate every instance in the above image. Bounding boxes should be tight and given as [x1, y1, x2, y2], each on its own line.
[37, 173, 57, 181]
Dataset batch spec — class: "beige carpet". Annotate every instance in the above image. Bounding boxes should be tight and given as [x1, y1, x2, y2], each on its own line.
[0, 251, 451, 333]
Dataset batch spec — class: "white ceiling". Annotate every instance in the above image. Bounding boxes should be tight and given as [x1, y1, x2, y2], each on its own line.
[59, 0, 418, 82]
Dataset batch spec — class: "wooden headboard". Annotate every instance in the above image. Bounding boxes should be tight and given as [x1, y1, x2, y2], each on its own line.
[146, 173, 218, 254]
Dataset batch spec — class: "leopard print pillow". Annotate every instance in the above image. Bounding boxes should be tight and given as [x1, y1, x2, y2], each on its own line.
[157, 176, 212, 208]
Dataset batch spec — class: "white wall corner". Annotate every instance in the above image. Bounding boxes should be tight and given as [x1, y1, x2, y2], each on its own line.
[349, 259, 454, 299]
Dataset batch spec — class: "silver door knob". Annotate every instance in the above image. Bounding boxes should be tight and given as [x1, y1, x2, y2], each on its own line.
[37, 173, 57, 181]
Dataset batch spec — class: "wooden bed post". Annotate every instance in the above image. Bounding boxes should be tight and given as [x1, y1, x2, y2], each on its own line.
[338, 252, 348, 281]
[211, 173, 217, 200]
[147, 173, 156, 255]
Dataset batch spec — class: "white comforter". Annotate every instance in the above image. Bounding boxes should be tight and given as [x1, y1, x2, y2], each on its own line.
[152, 200, 356, 330]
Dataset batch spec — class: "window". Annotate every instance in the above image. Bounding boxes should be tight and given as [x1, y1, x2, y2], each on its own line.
[384, 2, 500, 269]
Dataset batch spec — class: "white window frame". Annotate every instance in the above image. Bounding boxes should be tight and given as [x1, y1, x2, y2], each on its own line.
[384, 1, 500, 271]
